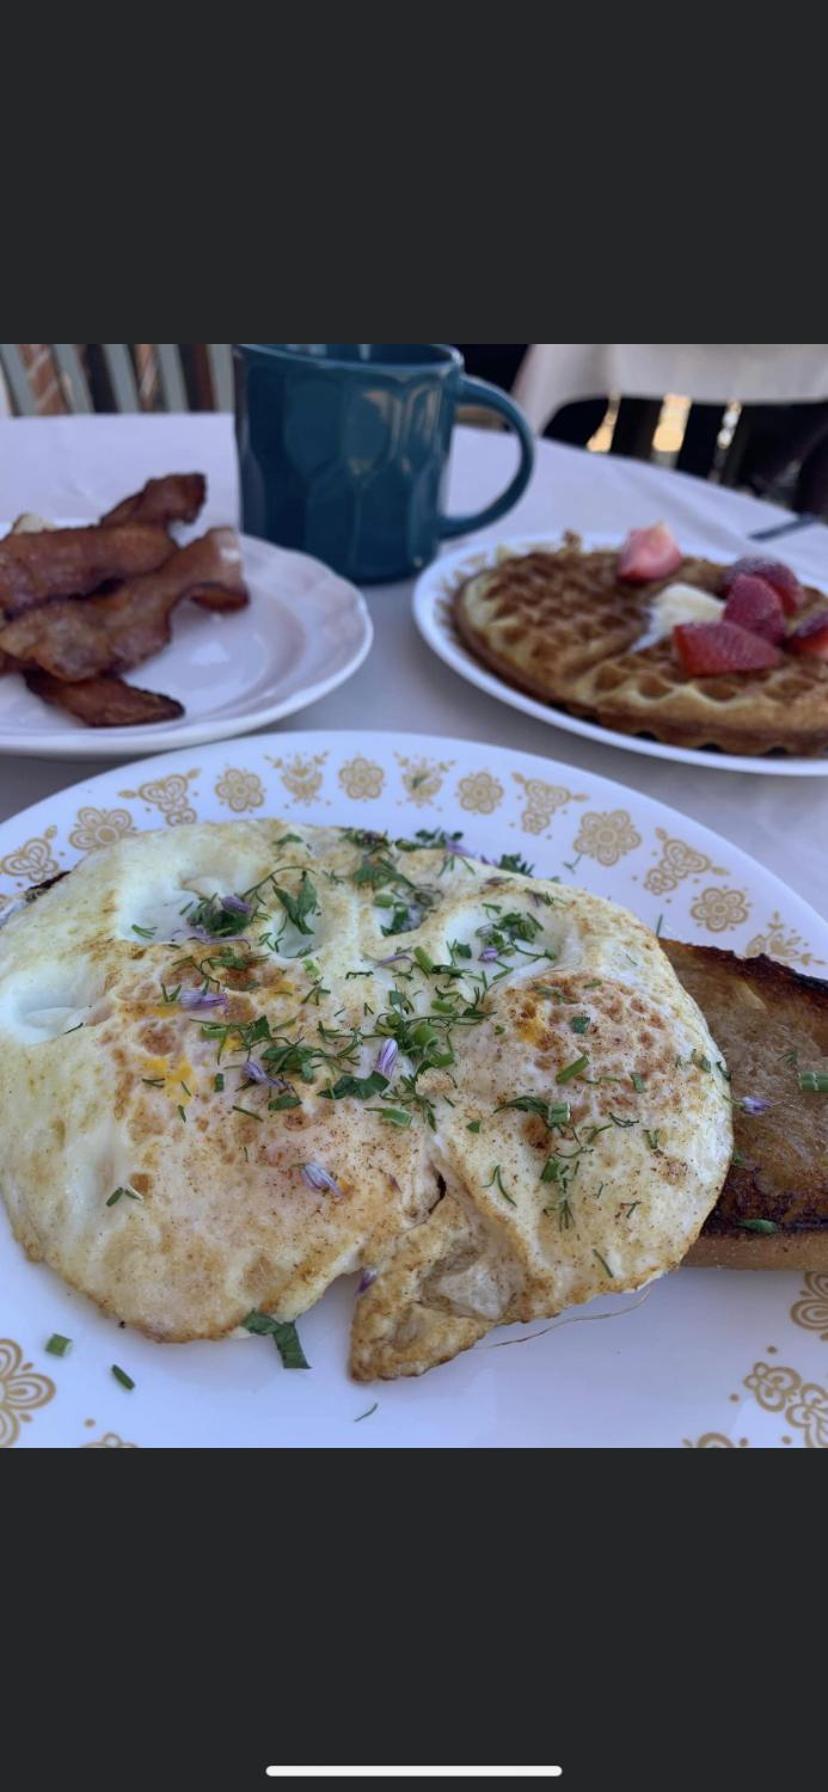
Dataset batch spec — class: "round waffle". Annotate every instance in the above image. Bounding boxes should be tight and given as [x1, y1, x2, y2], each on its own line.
[453, 534, 828, 756]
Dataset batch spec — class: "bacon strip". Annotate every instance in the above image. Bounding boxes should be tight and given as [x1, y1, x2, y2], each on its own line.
[0, 524, 172, 619]
[0, 529, 249, 681]
[100, 474, 207, 530]
[25, 672, 185, 727]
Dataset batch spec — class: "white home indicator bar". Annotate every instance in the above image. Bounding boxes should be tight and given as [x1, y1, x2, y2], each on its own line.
[266, 1771, 563, 1780]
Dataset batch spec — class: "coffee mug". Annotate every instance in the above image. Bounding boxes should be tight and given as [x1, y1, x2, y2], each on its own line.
[233, 343, 535, 583]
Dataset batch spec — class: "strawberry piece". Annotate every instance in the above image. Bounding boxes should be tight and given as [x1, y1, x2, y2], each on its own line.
[720, 555, 805, 614]
[722, 573, 786, 643]
[673, 620, 783, 677]
[788, 612, 828, 659]
[618, 523, 683, 583]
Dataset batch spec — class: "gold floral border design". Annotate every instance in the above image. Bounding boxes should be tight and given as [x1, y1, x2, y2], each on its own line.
[0, 1339, 55, 1447]
[395, 754, 453, 807]
[511, 774, 586, 837]
[266, 752, 328, 805]
[0, 824, 60, 885]
[743, 1361, 828, 1448]
[689, 887, 752, 933]
[119, 770, 200, 827]
[745, 910, 826, 968]
[83, 1432, 138, 1449]
[644, 826, 728, 896]
[790, 1273, 828, 1340]
[573, 809, 642, 867]
[214, 768, 266, 814]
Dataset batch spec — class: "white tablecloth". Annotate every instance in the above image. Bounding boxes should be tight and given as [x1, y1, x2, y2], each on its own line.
[514, 344, 828, 433]
[0, 414, 826, 918]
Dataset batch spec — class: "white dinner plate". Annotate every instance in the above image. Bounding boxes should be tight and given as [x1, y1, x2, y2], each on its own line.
[413, 530, 828, 776]
[0, 527, 372, 758]
[1, 729, 827, 1449]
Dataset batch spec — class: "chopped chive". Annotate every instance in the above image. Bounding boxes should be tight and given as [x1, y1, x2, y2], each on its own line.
[467, 1120, 481, 1133]
[268, 1093, 302, 1111]
[644, 1130, 661, 1150]
[655, 914, 664, 936]
[214, 1073, 225, 1092]
[623, 1202, 640, 1220]
[631, 1073, 646, 1093]
[46, 1333, 71, 1357]
[595, 1182, 605, 1199]
[413, 947, 434, 974]
[160, 983, 181, 1005]
[366, 1107, 412, 1128]
[232, 1105, 263, 1121]
[106, 1185, 142, 1207]
[569, 1014, 590, 1035]
[180, 1081, 192, 1097]
[556, 1054, 589, 1085]
[243, 1311, 310, 1369]
[691, 1051, 712, 1073]
[483, 1164, 516, 1205]
[141, 1076, 165, 1088]
[111, 1365, 135, 1390]
[177, 1105, 187, 1123]
[799, 1070, 828, 1093]
[131, 923, 156, 940]
[736, 1218, 778, 1234]
[540, 1156, 562, 1184]
[593, 1249, 614, 1278]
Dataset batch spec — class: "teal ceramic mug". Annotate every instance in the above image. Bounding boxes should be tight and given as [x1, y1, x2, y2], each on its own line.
[233, 343, 535, 583]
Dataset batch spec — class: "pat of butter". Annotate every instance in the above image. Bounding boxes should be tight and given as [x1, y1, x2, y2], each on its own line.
[633, 583, 724, 651]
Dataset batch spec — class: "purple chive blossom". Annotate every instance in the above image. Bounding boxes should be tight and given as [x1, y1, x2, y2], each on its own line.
[179, 989, 228, 1011]
[375, 1039, 398, 1079]
[375, 950, 413, 968]
[741, 1096, 770, 1115]
[357, 1268, 378, 1295]
[243, 1061, 289, 1089]
[300, 1162, 345, 1200]
[222, 894, 251, 915]
[479, 947, 501, 963]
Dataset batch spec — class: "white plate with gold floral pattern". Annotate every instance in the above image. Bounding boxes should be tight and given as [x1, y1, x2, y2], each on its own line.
[413, 531, 828, 775]
[2, 730, 827, 1450]
[0, 528, 373, 759]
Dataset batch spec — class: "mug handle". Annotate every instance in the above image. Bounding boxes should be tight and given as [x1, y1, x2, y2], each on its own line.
[438, 374, 535, 540]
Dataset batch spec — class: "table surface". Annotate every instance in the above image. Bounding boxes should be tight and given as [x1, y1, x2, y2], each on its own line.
[1, 413, 826, 919]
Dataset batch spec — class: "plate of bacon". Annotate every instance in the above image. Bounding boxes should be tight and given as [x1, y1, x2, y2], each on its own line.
[0, 474, 372, 758]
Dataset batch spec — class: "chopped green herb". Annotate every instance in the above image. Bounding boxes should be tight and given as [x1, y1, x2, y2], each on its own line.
[498, 852, 535, 876]
[111, 1365, 135, 1390]
[654, 914, 664, 937]
[214, 1073, 225, 1092]
[540, 1156, 563, 1184]
[270, 872, 320, 937]
[366, 1107, 412, 1128]
[413, 947, 434, 974]
[496, 1095, 571, 1130]
[160, 983, 181, 1005]
[268, 1092, 302, 1111]
[177, 1105, 187, 1123]
[131, 924, 156, 940]
[323, 1072, 389, 1101]
[593, 1250, 614, 1278]
[731, 1148, 748, 1167]
[691, 1051, 712, 1073]
[608, 1112, 638, 1129]
[355, 1401, 379, 1422]
[467, 1120, 481, 1133]
[141, 1076, 165, 1088]
[622, 1202, 641, 1220]
[483, 1164, 516, 1206]
[232, 1104, 263, 1121]
[243, 1310, 310, 1369]
[630, 1073, 646, 1093]
[644, 1130, 661, 1151]
[569, 1014, 590, 1035]
[736, 1218, 778, 1234]
[556, 1055, 589, 1085]
[799, 1071, 828, 1093]
[106, 1186, 142, 1207]
[46, 1334, 71, 1357]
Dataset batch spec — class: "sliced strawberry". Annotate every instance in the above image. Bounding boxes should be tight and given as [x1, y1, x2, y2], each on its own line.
[673, 620, 783, 677]
[618, 523, 683, 583]
[722, 573, 786, 643]
[720, 555, 805, 614]
[788, 611, 828, 659]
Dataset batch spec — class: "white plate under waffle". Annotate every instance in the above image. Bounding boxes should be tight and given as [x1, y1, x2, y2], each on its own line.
[413, 530, 828, 776]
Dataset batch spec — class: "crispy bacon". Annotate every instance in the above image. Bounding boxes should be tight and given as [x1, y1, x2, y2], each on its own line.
[25, 672, 185, 727]
[0, 523, 172, 619]
[100, 474, 207, 530]
[0, 529, 249, 681]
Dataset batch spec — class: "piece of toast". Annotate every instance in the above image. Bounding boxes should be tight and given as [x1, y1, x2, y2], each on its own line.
[662, 940, 828, 1268]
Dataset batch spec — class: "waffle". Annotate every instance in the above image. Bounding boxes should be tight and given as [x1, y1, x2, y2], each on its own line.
[453, 534, 828, 756]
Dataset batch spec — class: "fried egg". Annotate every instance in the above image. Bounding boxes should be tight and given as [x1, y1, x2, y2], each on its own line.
[0, 820, 732, 1378]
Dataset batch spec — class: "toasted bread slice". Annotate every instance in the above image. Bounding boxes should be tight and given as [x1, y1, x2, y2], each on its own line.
[662, 940, 828, 1267]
